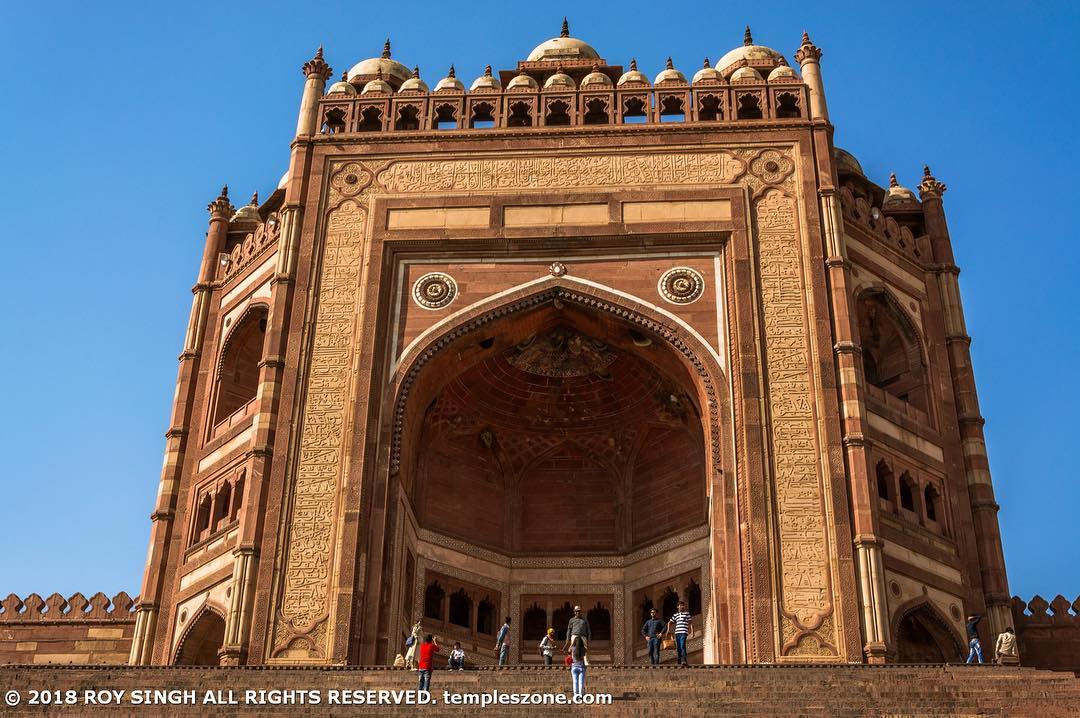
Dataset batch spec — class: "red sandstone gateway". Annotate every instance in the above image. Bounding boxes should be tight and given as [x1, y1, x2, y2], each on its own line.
[2, 21, 1077, 679]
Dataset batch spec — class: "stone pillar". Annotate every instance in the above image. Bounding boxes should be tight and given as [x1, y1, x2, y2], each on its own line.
[219, 547, 257, 665]
[919, 167, 1011, 635]
[296, 47, 332, 138]
[130, 187, 234, 665]
[795, 32, 829, 122]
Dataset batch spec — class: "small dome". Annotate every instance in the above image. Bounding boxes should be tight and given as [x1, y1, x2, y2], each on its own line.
[327, 72, 357, 96]
[362, 69, 393, 95]
[833, 147, 864, 176]
[692, 58, 723, 85]
[654, 57, 686, 85]
[581, 64, 613, 88]
[729, 66, 763, 83]
[347, 38, 412, 88]
[882, 173, 919, 208]
[231, 193, 261, 225]
[277, 171, 289, 190]
[767, 62, 799, 82]
[470, 65, 501, 92]
[398, 66, 429, 93]
[507, 72, 539, 90]
[434, 65, 464, 92]
[716, 26, 784, 78]
[544, 67, 576, 90]
[527, 18, 600, 62]
[617, 58, 649, 86]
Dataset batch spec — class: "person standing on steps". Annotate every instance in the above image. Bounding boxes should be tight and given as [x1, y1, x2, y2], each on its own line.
[539, 627, 557, 666]
[568, 634, 587, 698]
[641, 607, 666, 665]
[495, 616, 512, 666]
[667, 600, 693, 665]
[416, 634, 440, 693]
[965, 614, 984, 664]
[564, 605, 591, 653]
[404, 619, 422, 669]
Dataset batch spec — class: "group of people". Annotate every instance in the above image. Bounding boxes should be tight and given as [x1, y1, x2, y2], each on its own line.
[964, 614, 1020, 665]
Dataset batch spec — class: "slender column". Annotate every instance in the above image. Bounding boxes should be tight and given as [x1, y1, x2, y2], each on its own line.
[130, 187, 234, 665]
[296, 47, 332, 137]
[219, 547, 257, 665]
[795, 32, 829, 122]
[919, 167, 1011, 635]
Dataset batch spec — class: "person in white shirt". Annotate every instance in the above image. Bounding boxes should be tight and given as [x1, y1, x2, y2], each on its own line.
[447, 641, 466, 670]
[995, 627, 1019, 665]
[539, 627, 557, 666]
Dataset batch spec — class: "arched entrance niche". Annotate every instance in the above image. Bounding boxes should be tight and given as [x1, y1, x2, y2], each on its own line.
[173, 606, 226, 666]
[379, 279, 739, 665]
[892, 600, 964, 663]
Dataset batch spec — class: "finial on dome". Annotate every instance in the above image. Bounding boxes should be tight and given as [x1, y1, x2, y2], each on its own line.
[382, 37, 392, 59]
[448, 64, 456, 78]
[630, 58, 638, 71]
[801, 31, 812, 45]
[376, 67, 384, 80]
[703, 57, 711, 68]
[302, 45, 332, 80]
[561, 17, 570, 38]
[340, 71, 348, 82]
[592, 63, 600, 72]
[484, 64, 492, 76]
[744, 25, 753, 46]
[778, 56, 789, 66]
[889, 173, 898, 188]
[412, 66, 420, 78]
[666, 57, 674, 70]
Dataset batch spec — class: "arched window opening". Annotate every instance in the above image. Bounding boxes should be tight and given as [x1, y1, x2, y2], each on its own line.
[697, 94, 722, 121]
[448, 589, 471, 628]
[212, 307, 267, 427]
[857, 292, 929, 412]
[552, 602, 574, 642]
[174, 609, 225, 666]
[583, 98, 609, 125]
[899, 472, 916, 512]
[775, 92, 800, 119]
[358, 106, 383, 132]
[476, 597, 495, 635]
[924, 485, 939, 523]
[230, 473, 244, 521]
[212, 481, 231, 531]
[322, 108, 346, 134]
[470, 102, 496, 128]
[659, 96, 685, 122]
[432, 104, 457, 130]
[895, 605, 962, 663]
[686, 579, 702, 616]
[622, 97, 648, 124]
[193, 494, 212, 544]
[736, 94, 763, 120]
[423, 581, 445, 621]
[507, 101, 532, 127]
[639, 597, 654, 626]
[544, 99, 571, 126]
[587, 603, 611, 641]
[876, 460, 893, 502]
[523, 603, 547, 641]
[395, 104, 420, 131]
[661, 588, 680, 621]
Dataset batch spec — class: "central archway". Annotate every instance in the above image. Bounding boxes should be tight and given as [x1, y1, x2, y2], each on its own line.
[372, 279, 740, 665]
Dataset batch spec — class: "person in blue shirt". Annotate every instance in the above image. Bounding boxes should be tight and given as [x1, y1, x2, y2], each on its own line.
[641, 608, 666, 665]
[965, 614, 984, 664]
[494, 616, 512, 666]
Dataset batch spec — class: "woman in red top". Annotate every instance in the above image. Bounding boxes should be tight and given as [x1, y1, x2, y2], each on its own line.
[417, 634, 440, 693]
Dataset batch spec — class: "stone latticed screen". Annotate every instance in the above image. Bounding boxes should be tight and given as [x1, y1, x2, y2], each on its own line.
[5, 24, 1078, 677]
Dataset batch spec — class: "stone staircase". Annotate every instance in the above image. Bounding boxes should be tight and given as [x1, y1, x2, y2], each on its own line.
[1, 664, 1078, 716]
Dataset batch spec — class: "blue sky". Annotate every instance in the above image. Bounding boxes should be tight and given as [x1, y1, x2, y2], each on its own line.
[0, 1, 1076, 607]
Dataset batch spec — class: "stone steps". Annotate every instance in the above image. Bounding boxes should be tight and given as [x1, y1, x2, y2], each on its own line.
[0, 664, 1077, 716]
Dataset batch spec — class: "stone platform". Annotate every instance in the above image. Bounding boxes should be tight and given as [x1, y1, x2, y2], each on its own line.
[1, 664, 1079, 716]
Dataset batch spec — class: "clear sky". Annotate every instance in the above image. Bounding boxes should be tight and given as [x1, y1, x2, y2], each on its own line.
[0, 2, 1076, 607]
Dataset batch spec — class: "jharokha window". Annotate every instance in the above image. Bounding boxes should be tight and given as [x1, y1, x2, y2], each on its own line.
[856, 291, 929, 414]
[188, 470, 244, 547]
[211, 306, 268, 430]
[419, 572, 500, 641]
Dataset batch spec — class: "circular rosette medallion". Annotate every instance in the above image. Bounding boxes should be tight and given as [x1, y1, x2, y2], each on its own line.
[412, 272, 458, 310]
[750, 149, 795, 185]
[658, 267, 705, 305]
[330, 162, 371, 198]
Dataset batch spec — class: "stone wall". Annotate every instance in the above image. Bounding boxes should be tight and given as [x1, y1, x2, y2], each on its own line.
[0, 592, 135, 665]
[1013, 595, 1080, 673]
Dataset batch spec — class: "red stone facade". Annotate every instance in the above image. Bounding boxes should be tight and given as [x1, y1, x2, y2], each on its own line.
[3, 23, 1077, 673]
[0, 593, 135, 665]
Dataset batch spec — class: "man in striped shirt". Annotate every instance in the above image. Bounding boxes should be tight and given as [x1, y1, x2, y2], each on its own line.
[667, 601, 693, 665]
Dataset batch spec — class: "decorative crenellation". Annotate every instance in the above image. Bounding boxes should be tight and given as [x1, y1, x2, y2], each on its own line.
[1011, 594, 1080, 626]
[838, 182, 925, 262]
[0, 592, 137, 622]
[220, 211, 281, 282]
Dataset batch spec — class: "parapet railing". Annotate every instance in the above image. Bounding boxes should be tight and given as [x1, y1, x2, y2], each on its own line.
[0, 592, 137, 622]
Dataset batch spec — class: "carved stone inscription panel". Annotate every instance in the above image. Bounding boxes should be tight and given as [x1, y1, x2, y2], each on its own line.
[754, 189, 836, 657]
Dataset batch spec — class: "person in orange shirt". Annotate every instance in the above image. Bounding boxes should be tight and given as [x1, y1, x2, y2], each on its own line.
[416, 634, 440, 692]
